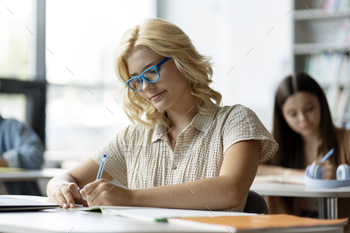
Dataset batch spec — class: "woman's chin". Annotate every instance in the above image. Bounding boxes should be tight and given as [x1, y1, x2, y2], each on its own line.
[152, 102, 169, 112]
[299, 129, 318, 138]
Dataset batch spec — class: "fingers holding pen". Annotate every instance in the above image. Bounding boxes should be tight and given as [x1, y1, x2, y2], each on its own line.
[311, 159, 337, 180]
[80, 179, 105, 205]
[81, 179, 132, 207]
[320, 160, 337, 180]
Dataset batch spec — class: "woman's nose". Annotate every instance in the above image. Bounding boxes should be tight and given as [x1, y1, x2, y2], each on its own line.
[142, 80, 154, 91]
[298, 112, 306, 122]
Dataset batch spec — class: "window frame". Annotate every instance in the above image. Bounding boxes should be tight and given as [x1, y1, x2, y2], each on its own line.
[0, 0, 46, 145]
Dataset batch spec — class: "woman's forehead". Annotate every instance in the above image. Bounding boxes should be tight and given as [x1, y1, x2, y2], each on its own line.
[283, 92, 318, 108]
[126, 48, 162, 75]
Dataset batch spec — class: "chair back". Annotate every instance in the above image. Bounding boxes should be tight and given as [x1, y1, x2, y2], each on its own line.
[243, 190, 269, 214]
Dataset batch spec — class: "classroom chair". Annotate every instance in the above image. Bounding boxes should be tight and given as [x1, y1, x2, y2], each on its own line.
[243, 190, 269, 214]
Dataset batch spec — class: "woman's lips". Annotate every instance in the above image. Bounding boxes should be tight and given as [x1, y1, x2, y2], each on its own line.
[151, 91, 165, 100]
[301, 125, 311, 130]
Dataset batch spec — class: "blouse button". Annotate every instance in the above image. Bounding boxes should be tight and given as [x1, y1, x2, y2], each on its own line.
[173, 165, 177, 170]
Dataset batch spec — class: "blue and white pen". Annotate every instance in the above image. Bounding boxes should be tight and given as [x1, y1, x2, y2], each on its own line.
[321, 148, 335, 163]
[96, 154, 107, 179]
[79, 154, 107, 195]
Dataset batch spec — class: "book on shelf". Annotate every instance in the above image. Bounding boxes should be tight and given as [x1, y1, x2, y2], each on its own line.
[337, 18, 350, 45]
[322, 0, 350, 13]
[335, 88, 350, 126]
[306, 52, 348, 87]
[304, 51, 350, 126]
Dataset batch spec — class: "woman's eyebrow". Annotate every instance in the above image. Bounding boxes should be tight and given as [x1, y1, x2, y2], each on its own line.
[304, 100, 314, 106]
[129, 60, 158, 77]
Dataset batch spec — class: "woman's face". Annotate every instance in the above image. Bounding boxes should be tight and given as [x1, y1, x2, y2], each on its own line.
[282, 92, 321, 138]
[126, 47, 189, 112]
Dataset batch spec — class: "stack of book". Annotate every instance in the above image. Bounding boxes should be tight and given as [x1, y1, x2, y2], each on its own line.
[305, 52, 350, 127]
[322, 0, 350, 13]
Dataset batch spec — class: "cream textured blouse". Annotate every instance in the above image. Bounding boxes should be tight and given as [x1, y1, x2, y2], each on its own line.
[92, 103, 278, 211]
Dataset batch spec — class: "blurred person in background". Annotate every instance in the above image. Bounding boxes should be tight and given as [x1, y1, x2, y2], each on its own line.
[0, 113, 44, 195]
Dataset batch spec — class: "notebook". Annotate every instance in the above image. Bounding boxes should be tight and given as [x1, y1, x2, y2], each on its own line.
[0, 196, 59, 211]
[168, 214, 348, 232]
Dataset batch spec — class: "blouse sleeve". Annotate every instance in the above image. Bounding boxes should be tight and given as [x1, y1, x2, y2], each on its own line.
[91, 127, 131, 187]
[222, 105, 279, 164]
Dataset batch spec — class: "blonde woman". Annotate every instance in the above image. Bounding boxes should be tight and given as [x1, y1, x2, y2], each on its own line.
[47, 18, 278, 211]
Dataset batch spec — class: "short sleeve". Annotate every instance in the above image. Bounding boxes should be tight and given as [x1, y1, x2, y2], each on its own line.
[91, 128, 129, 187]
[222, 105, 278, 164]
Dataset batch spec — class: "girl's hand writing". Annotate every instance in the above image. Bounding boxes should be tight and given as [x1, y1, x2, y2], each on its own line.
[80, 179, 133, 207]
[312, 160, 337, 180]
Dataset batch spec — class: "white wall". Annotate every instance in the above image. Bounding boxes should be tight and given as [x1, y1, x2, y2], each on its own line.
[158, 0, 293, 130]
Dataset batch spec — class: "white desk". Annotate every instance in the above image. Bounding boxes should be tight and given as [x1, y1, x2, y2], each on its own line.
[0, 168, 66, 181]
[251, 181, 350, 219]
[0, 209, 344, 233]
[0, 196, 344, 233]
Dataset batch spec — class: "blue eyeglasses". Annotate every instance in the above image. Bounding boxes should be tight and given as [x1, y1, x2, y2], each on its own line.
[125, 57, 170, 92]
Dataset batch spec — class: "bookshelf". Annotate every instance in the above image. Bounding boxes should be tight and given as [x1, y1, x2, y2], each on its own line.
[293, 0, 350, 128]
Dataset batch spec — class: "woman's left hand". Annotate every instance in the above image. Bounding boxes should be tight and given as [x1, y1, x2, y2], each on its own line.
[80, 179, 133, 207]
[312, 160, 337, 180]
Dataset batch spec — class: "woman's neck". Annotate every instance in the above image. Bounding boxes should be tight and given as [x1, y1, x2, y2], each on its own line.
[301, 129, 322, 147]
[166, 100, 198, 132]
[301, 130, 322, 163]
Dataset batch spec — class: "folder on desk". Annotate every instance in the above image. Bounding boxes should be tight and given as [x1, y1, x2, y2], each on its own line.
[0, 196, 59, 211]
[168, 214, 348, 231]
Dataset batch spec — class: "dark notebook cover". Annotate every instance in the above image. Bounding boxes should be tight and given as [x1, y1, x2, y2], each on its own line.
[0, 196, 59, 211]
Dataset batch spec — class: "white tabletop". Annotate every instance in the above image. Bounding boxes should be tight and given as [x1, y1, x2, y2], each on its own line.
[0, 195, 345, 233]
[0, 210, 344, 233]
[0, 168, 66, 181]
[251, 181, 350, 198]
[0, 211, 226, 233]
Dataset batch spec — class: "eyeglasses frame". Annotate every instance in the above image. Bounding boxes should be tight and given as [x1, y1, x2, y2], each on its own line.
[125, 57, 171, 92]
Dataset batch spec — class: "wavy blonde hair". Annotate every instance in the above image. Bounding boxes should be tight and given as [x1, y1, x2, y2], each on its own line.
[115, 18, 222, 128]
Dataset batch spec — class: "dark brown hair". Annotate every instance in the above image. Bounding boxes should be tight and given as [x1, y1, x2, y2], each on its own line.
[270, 72, 339, 168]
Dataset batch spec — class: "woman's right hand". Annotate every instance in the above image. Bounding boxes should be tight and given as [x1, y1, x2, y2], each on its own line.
[311, 160, 337, 180]
[48, 182, 88, 208]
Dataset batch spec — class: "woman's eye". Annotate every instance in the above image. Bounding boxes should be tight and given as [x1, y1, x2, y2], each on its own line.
[306, 107, 314, 112]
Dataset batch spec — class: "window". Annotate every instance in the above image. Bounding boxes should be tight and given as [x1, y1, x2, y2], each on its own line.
[0, 0, 32, 80]
[46, 0, 156, 152]
[0, 93, 26, 121]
